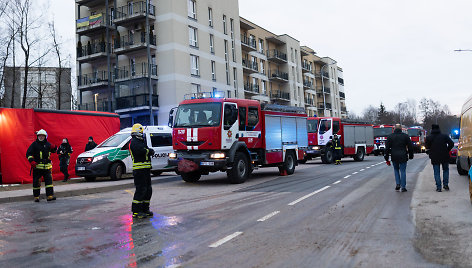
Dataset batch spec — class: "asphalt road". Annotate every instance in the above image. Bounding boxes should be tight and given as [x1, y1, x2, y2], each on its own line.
[0, 155, 443, 268]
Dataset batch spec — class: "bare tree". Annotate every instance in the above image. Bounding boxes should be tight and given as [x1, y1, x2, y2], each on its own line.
[362, 105, 379, 124]
[49, 21, 67, 110]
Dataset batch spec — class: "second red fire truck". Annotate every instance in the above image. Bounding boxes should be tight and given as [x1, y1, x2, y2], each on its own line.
[168, 93, 309, 184]
[408, 126, 426, 153]
[373, 124, 395, 156]
[305, 117, 375, 163]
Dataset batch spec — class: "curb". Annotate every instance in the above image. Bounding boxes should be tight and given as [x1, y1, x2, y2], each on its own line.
[0, 176, 181, 204]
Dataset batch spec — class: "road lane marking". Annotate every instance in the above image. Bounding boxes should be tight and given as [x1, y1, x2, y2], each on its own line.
[257, 211, 280, 222]
[344, 175, 351, 179]
[288, 186, 331, 206]
[366, 167, 371, 169]
[360, 169, 365, 171]
[209, 232, 243, 248]
[125, 190, 134, 195]
[333, 180, 341, 185]
[371, 165, 376, 167]
[352, 172, 358, 175]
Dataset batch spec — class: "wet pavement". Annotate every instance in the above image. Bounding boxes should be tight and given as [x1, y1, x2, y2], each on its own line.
[0, 155, 443, 267]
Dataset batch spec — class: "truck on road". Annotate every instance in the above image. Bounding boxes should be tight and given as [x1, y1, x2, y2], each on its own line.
[408, 126, 426, 153]
[168, 94, 309, 184]
[305, 117, 374, 163]
[373, 125, 395, 156]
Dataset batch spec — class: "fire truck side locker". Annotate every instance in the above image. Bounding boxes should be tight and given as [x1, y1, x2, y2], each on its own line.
[343, 125, 374, 161]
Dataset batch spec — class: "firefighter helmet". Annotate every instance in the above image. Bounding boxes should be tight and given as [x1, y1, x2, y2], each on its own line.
[37, 129, 48, 138]
[131, 123, 144, 137]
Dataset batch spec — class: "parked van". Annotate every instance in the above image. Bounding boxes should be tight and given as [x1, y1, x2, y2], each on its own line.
[456, 95, 472, 202]
[75, 126, 175, 181]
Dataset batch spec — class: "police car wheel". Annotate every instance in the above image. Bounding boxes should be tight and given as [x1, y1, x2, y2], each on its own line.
[110, 163, 123, 181]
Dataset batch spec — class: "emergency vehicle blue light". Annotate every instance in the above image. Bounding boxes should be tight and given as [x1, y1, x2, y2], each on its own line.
[214, 93, 223, 98]
[454, 129, 459, 135]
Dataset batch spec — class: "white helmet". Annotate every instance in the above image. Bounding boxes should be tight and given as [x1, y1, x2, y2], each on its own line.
[37, 129, 47, 138]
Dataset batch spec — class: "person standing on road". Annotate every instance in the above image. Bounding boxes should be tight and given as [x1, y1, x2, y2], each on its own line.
[331, 134, 343, 165]
[57, 138, 73, 182]
[26, 129, 57, 202]
[129, 123, 155, 219]
[85, 136, 97, 152]
[425, 124, 454, 192]
[384, 124, 414, 192]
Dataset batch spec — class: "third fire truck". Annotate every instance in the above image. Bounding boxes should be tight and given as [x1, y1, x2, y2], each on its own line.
[168, 93, 309, 184]
[373, 125, 395, 156]
[408, 126, 426, 153]
[305, 117, 374, 163]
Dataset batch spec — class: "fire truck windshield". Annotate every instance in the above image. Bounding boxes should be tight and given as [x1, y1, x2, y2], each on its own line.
[408, 129, 422, 137]
[307, 119, 318, 133]
[374, 127, 393, 137]
[174, 103, 222, 128]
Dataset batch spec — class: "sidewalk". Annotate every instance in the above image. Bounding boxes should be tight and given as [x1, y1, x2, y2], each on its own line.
[412, 163, 472, 267]
[0, 173, 180, 203]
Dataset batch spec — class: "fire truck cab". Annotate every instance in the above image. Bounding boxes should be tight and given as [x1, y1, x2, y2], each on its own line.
[408, 126, 426, 153]
[373, 125, 395, 156]
[168, 93, 309, 184]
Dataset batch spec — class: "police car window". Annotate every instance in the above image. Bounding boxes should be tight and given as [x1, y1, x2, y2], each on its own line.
[333, 121, 340, 134]
[239, 107, 247, 131]
[247, 107, 259, 129]
[121, 140, 131, 150]
[319, 119, 331, 134]
[99, 133, 129, 148]
[150, 133, 173, 147]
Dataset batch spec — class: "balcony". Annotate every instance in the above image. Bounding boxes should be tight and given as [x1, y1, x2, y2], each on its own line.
[270, 91, 290, 101]
[241, 35, 256, 51]
[340, 91, 345, 99]
[114, 32, 156, 54]
[115, 62, 158, 82]
[302, 63, 312, 73]
[267, 49, 287, 64]
[116, 94, 158, 110]
[242, 59, 258, 74]
[341, 107, 347, 113]
[78, 100, 113, 112]
[76, 14, 112, 36]
[315, 71, 330, 79]
[303, 80, 313, 90]
[114, 2, 156, 26]
[77, 71, 114, 91]
[75, 0, 104, 7]
[316, 86, 331, 94]
[305, 98, 314, 106]
[338, 77, 344, 85]
[77, 42, 111, 63]
[268, 70, 289, 82]
[244, 83, 260, 94]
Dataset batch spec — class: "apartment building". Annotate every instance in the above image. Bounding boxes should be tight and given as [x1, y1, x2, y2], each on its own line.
[239, 18, 304, 108]
[75, 0, 243, 127]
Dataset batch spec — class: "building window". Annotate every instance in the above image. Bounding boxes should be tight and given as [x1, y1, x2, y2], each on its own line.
[295, 50, 298, 64]
[233, 67, 237, 89]
[261, 80, 266, 95]
[291, 48, 294, 62]
[226, 63, 230, 85]
[259, 39, 264, 54]
[230, 18, 234, 39]
[260, 60, 265, 75]
[188, 26, 198, 47]
[191, 83, 201, 93]
[231, 40, 236, 62]
[209, 34, 214, 54]
[224, 40, 228, 61]
[211, 60, 216, 81]
[223, 15, 227, 35]
[190, 54, 199, 76]
[208, 7, 213, 27]
[188, 0, 196, 19]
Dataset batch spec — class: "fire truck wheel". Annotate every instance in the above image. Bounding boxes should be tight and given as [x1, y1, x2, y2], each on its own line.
[282, 151, 296, 175]
[457, 160, 468, 176]
[321, 149, 334, 164]
[354, 147, 365, 162]
[84, 176, 96, 182]
[181, 171, 201, 183]
[227, 152, 249, 184]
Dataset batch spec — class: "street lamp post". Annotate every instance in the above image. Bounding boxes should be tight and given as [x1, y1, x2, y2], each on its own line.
[320, 58, 337, 116]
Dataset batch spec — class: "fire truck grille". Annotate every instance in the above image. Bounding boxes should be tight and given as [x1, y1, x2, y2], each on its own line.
[182, 141, 205, 146]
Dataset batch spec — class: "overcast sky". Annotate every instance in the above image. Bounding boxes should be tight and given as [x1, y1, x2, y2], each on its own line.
[52, 0, 471, 116]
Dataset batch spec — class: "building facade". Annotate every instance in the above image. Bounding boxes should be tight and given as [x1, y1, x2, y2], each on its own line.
[75, 0, 347, 127]
[2, 67, 72, 110]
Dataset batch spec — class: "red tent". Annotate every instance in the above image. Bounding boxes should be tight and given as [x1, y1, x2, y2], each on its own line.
[0, 108, 120, 184]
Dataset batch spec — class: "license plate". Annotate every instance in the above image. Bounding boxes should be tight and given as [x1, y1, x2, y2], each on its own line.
[200, 162, 214, 166]
[77, 167, 86, 171]
[307, 150, 315, 154]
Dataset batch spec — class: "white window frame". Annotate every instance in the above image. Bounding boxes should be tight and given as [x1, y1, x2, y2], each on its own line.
[188, 0, 196, 19]
[223, 15, 227, 35]
[188, 26, 198, 47]
[211, 60, 216, 81]
[208, 7, 213, 27]
[190, 54, 200, 76]
[259, 39, 264, 54]
[191, 83, 201, 93]
[209, 34, 215, 54]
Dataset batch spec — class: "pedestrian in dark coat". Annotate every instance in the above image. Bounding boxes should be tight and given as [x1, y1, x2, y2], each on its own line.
[425, 124, 454, 192]
[85, 136, 97, 152]
[57, 138, 73, 182]
[385, 124, 414, 192]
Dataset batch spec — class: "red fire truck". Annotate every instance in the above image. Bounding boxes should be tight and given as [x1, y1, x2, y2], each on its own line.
[373, 125, 395, 156]
[407, 126, 426, 153]
[305, 117, 374, 163]
[168, 94, 309, 184]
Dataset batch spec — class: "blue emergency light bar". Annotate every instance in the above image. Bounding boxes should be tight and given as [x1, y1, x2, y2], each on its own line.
[184, 91, 225, 100]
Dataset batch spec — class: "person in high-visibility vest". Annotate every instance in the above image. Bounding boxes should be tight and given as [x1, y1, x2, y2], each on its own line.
[26, 129, 57, 202]
[331, 134, 343, 165]
[129, 123, 155, 219]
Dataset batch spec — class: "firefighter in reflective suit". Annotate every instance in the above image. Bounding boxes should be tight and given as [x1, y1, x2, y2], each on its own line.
[331, 134, 343, 165]
[129, 124, 155, 219]
[26, 129, 57, 202]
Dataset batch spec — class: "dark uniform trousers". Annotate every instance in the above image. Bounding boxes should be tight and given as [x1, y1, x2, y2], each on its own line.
[33, 169, 54, 198]
[132, 168, 152, 213]
[59, 157, 70, 179]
